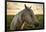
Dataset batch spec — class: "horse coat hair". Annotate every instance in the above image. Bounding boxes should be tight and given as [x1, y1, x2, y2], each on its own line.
[10, 4, 40, 30]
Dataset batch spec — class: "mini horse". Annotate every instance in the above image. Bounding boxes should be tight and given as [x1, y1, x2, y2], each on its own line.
[10, 4, 40, 30]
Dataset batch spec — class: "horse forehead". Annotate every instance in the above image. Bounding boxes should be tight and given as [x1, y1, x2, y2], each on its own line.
[23, 9, 30, 13]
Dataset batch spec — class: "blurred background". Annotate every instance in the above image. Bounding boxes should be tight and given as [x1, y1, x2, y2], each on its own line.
[7, 2, 43, 15]
[7, 2, 44, 30]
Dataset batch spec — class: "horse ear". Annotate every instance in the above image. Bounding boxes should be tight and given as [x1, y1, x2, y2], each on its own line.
[30, 6, 31, 8]
[24, 4, 27, 9]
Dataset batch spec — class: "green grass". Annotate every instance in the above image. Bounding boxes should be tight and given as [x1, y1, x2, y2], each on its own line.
[7, 15, 44, 30]
[7, 15, 14, 30]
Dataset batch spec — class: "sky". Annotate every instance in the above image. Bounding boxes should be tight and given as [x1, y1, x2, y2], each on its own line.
[7, 2, 43, 15]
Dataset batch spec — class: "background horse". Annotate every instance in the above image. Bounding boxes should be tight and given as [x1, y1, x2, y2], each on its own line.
[10, 4, 40, 30]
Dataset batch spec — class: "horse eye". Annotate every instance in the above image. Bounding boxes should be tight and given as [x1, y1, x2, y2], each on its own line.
[31, 15, 32, 17]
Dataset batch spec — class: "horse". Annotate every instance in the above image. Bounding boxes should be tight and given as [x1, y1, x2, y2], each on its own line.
[10, 4, 40, 30]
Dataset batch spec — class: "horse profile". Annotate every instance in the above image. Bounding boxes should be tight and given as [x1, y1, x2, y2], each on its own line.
[10, 4, 40, 30]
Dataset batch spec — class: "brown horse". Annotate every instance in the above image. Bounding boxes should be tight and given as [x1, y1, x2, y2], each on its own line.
[10, 4, 40, 30]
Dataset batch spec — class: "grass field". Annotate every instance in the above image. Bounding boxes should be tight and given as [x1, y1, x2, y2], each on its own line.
[7, 15, 44, 30]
